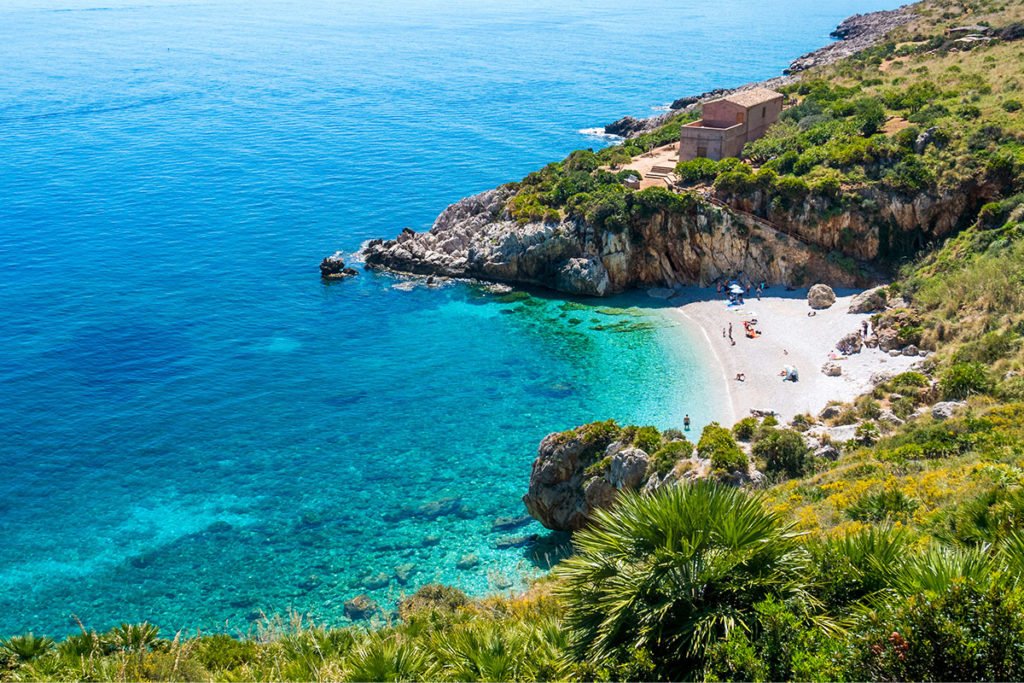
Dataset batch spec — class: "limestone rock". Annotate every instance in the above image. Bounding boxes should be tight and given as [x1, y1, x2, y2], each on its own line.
[815, 444, 841, 461]
[522, 427, 627, 532]
[320, 253, 358, 280]
[608, 447, 649, 490]
[822, 361, 843, 377]
[848, 286, 888, 313]
[819, 405, 842, 420]
[836, 332, 863, 355]
[556, 257, 610, 297]
[903, 344, 919, 356]
[362, 572, 390, 590]
[808, 284, 836, 309]
[878, 409, 904, 426]
[932, 401, 966, 421]
[456, 554, 480, 570]
[344, 594, 380, 621]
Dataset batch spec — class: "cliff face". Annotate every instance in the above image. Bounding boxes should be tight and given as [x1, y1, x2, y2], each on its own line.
[361, 182, 984, 296]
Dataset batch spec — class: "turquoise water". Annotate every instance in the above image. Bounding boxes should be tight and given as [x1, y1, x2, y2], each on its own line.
[0, 0, 902, 637]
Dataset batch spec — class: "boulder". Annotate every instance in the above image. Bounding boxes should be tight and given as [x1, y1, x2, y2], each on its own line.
[836, 332, 863, 355]
[819, 405, 841, 420]
[848, 286, 888, 313]
[822, 362, 843, 377]
[556, 257, 611, 297]
[808, 284, 836, 309]
[876, 328, 902, 352]
[523, 426, 632, 531]
[320, 253, 358, 280]
[878, 409, 904, 426]
[608, 447, 649, 490]
[932, 401, 966, 421]
[902, 344, 919, 356]
[815, 444, 841, 461]
[344, 594, 380, 621]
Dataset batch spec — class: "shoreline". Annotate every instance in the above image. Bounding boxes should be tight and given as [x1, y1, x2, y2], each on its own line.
[662, 287, 921, 423]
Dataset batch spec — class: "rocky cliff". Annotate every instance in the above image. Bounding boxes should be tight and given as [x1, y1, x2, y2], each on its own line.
[360, 179, 989, 296]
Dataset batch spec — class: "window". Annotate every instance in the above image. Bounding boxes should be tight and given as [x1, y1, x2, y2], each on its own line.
[735, 112, 745, 124]
[762, 106, 766, 119]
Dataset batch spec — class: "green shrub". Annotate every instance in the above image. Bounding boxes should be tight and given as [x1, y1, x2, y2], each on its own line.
[732, 417, 759, 442]
[698, 423, 748, 472]
[840, 582, 1024, 682]
[629, 425, 662, 453]
[753, 429, 812, 478]
[649, 440, 693, 477]
[1003, 99, 1023, 112]
[675, 157, 719, 184]
[941, 361, 994, 399]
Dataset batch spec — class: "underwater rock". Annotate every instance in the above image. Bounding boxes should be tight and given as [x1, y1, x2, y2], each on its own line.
[495, 534, 538, 550]
[421, 535, 441, 547]
[344, 594, 380, 621]
[491, 515, 532, 532]
[361, 572, 391, 590]
[394, 563, 417, 585]
[455, 553, 480, 570]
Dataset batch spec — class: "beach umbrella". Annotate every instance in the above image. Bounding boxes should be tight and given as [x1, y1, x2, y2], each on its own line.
[729, 284, 744, 294]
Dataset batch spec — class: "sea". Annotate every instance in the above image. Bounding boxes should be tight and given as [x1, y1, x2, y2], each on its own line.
[0, 0, 903, 637]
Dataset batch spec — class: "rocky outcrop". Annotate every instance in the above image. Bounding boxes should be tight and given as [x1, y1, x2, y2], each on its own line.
[822, 361, 843, 377]
[837, 331, 864, 355]
[808, 284, 837, 309]
[320, 253, 359, 280]
[787, 8, 915, 73]
[849, 286, 888, 313]
[364, 190, 869, 296]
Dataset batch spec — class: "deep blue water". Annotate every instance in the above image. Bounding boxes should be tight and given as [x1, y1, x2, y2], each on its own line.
[0, 0, 903, 637]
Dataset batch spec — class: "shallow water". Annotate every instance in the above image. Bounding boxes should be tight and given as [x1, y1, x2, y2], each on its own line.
[0, 0, 902, 636]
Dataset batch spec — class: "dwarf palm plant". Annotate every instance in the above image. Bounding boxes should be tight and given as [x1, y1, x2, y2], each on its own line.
[341, 632, 427, 682]
[1, 633, 54, 661]
[107, 621, 161, 652]
[555, 482, 806, 678]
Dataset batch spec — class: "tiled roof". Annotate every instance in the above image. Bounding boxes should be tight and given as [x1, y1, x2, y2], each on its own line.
[720, 88, 783, 108]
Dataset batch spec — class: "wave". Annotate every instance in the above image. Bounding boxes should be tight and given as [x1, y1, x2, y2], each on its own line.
[577, 127, 622, 141]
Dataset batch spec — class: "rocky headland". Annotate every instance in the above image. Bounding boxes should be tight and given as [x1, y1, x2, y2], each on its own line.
[355, 3, 1010, 298]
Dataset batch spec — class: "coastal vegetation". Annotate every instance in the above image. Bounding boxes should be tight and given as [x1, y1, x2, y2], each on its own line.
[8, 0, 1024, 681]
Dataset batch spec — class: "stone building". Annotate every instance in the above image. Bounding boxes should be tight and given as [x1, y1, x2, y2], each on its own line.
[678, 88, 784, 161]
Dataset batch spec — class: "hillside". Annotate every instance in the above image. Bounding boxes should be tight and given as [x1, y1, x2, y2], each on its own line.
[6, 0, 1024, 681]
[362, 0, 1024, 296]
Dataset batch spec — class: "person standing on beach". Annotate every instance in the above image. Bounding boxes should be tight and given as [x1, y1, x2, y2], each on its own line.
[728, 322, 733, 338]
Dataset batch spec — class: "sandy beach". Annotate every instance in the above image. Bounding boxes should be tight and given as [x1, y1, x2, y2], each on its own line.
[665, 287, 920, 423]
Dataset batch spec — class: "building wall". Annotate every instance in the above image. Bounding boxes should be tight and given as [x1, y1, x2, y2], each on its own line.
[743, 96, 783, 143]
[678, 123, 745, 162]
[702, 100, 748, 129]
